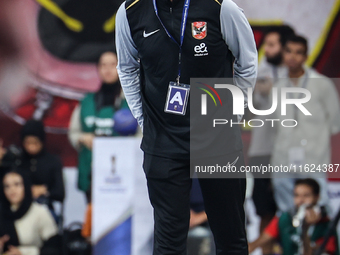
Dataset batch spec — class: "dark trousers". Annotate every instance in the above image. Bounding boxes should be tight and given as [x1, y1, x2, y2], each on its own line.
[143, 150, 248, 255]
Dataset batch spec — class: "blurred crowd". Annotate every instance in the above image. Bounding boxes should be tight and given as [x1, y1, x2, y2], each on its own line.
[0, 51, 136, 255]
[0, 1, 340, 253]
[247, 26, 340, 255]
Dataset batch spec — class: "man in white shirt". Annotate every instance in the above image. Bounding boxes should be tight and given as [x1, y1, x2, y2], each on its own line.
[271, 35, 340, 213]
[249, 26, 295, 161]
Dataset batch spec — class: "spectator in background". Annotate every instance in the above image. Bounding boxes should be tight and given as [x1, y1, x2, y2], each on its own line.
[248, 25, 294, 255]
[68, 51, 129, 199]
[271, 35, 340, 212]
[257, 26, 295, 79]
[0, 170, 58, 255]
[249, 179, 338, 255]
[68, 51, 133, 239]
[0, 120, 65, 208]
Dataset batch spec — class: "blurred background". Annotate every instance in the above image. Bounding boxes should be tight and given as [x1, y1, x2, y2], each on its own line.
[0, 0, 340, 255]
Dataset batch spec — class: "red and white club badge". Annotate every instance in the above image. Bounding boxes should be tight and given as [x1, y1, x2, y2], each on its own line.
[191, 21, 207, 40]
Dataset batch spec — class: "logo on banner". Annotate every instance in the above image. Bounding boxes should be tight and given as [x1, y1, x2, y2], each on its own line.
[192, 21, 207, 40]
[105, 156, 122, 184]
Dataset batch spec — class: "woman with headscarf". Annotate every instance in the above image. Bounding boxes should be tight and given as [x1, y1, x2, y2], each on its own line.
[0, 120, 65, 205]
[68, 51, 129, 198]
[0, 170, 58, 255]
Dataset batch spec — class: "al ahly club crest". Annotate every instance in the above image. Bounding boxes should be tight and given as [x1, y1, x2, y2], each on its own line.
[192, 21, 207, 40]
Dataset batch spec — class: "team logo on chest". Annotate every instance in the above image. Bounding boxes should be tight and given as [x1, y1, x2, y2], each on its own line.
[192, 21, 207, 40]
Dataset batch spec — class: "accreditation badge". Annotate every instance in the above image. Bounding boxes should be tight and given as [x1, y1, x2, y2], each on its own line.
[164, 82, 190, 115]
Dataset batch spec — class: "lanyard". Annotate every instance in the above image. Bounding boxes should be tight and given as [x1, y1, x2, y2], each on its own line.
[152, 0, 190, 84]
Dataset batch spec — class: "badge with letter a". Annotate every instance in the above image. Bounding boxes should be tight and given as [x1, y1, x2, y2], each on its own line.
[164, 82, 190, 115]
[192, 21, 207, 40]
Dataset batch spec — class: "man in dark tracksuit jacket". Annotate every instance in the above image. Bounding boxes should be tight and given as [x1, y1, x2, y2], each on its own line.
[116, 0, 257, 254]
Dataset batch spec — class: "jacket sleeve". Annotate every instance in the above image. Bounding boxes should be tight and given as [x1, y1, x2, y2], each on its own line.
[115, 3, 144, 131]
[220, 0, 258, 109]
[18, 205, 58, 255]
[38, 205, 59, 241]
[18, 246, 40, 255]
